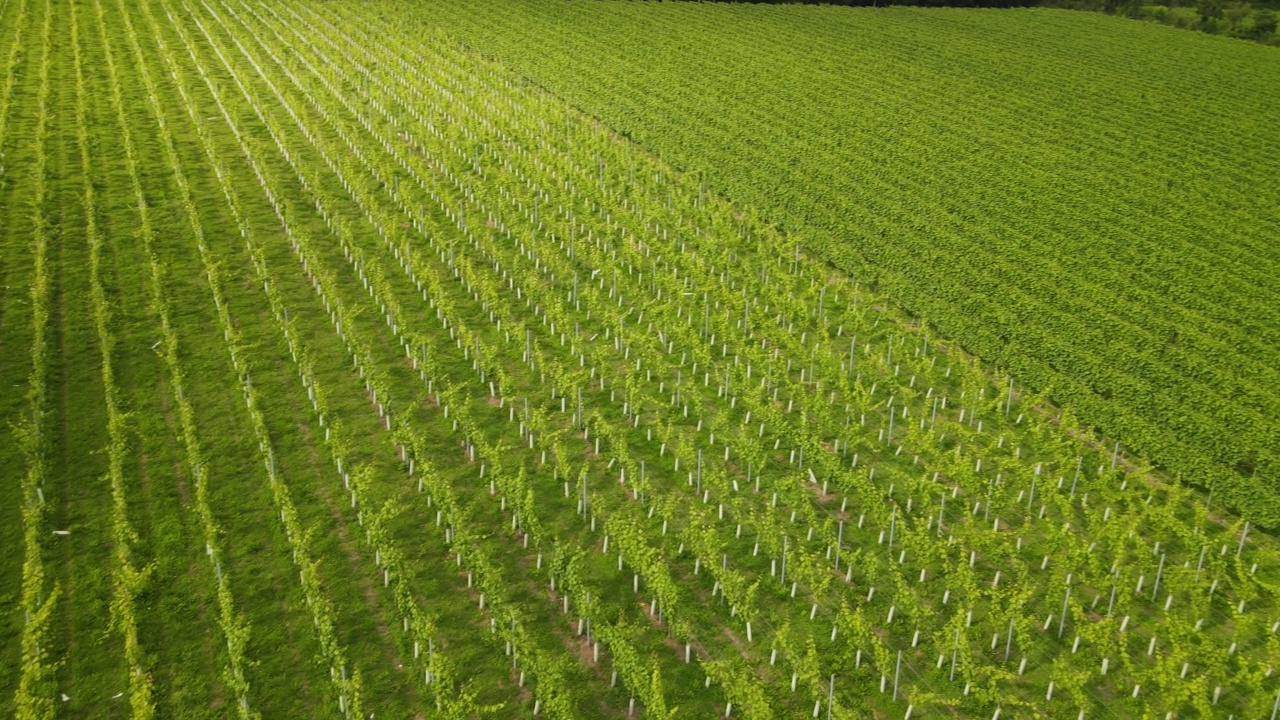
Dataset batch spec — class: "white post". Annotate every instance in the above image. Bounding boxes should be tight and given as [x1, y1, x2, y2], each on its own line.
[892, 650, 902, 701]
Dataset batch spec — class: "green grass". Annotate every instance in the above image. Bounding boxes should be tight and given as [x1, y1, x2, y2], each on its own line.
[0, 0, 42, 703]
[44, 11, 124, 708]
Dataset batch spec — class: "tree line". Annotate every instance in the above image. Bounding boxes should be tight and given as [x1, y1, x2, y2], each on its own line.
[680, 0, 1280, 44]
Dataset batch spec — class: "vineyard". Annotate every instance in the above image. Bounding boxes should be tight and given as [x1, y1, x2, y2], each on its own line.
[418, 0, 1280, 526]
[0, 0, 1277, 718]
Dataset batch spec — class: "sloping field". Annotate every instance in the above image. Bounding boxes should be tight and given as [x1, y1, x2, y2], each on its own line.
[1, 0, 1278, 718]
[410, 0, 1280, 525]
